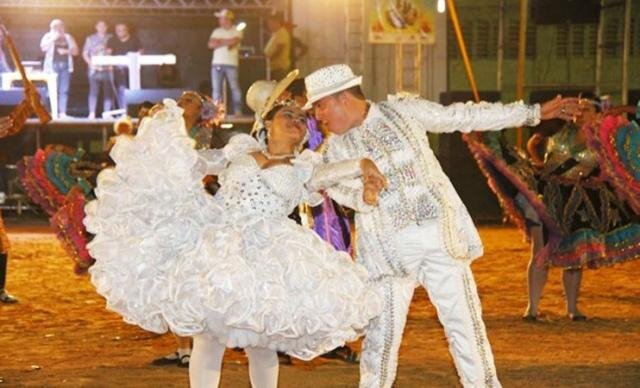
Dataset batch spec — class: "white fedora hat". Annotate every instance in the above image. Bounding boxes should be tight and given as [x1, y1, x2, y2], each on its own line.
[303, 64, 362, 110]
[214, 8, 235, 19]
[246, 69, 299, 134]
[246, 80, 277, 114]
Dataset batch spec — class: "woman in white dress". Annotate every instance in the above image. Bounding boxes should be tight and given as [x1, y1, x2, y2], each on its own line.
[84, 75, 385, 387]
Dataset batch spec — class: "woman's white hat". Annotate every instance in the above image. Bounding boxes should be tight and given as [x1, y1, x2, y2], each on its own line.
[303, 64, 362, 110]
[246, 80, 277, 114]
[246, 69, 299, 134]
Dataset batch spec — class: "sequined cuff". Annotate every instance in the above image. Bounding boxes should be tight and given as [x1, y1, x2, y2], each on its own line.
[326, 183, 374, 213]
[525, 104, 541, 127]
[308, 159, 363, 192]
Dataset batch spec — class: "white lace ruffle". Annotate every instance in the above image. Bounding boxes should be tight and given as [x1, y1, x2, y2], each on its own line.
[84, 100, 382, 360]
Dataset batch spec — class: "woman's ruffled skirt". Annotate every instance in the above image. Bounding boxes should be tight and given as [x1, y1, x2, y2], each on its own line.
[84, 104, 381, 360]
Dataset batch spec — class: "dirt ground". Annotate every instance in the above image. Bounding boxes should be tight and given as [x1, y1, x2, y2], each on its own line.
[0, 224, 639, 387]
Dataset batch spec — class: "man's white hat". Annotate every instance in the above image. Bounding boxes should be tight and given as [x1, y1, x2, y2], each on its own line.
[214, 8, 235, 19]
[303, 64, 362, 110]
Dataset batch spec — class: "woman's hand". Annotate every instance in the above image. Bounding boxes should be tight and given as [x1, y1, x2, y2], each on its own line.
[360, 158, 387, 188]
[363, 181, 383, 206]
[540, 95, 582, 121]
[360, 159, 387, 206]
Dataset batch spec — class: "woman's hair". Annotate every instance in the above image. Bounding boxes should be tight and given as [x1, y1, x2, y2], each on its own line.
[263, 104, 286, 122]
[286, 79, 306, 99]
[580, 91, 602, 113]
[252, 105, 286, 144]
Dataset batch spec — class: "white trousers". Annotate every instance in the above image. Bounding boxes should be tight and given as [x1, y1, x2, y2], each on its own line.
[360, 222, 501, 388]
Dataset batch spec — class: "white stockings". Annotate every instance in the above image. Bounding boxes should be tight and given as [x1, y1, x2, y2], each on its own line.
[189, 335, 279, 388]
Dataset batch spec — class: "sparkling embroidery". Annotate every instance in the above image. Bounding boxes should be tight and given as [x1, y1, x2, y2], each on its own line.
[462, 271, 495, 387]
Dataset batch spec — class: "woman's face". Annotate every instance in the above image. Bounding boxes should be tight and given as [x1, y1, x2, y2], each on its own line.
[576, 100, 598, 127]
[267, 105, 308, 148]
[178, 93, 202, 121]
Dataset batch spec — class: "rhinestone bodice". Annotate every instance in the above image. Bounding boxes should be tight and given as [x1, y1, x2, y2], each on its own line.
[215, 154, 303, 219]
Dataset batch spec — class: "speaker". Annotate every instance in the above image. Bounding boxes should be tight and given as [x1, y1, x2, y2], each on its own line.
[0, 88, 49, 115]
[238, 56, 267, 113]
[532, 0, 600, 25]
[437, 91, 503, 223]
[529, 89, 589, 104]
[628, 90, 640, 106]
[124, 88, 184, 117]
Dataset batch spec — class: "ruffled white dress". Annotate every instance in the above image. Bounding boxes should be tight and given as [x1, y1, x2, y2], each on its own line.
[84, 100, 382, 360]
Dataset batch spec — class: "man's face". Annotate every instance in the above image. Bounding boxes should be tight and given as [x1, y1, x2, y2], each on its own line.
[219, 17, 233, 29]
[115, 24, 129, 39]
[267, 19, 280, 32]
[313, 93, 352, 135]
[52, 22, 65, 34]
[96, 21, 108, 35]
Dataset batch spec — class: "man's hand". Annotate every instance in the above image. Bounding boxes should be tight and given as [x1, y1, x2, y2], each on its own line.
[0, 116, 14, 138]
[540, 95, 582, 121]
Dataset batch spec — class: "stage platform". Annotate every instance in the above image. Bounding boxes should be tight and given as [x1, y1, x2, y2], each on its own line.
[21, 115, 254, 152]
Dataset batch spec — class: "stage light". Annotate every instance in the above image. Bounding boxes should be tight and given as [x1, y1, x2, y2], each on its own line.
[236, 22, 247, 32]
[221, 123, 234, 129]
[437, 0, 446, 13]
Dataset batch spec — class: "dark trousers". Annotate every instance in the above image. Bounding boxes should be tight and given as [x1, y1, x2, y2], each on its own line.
[113, 67, 129, 110]
[0, 253, 7, 290]
[88, 70, 113, 115]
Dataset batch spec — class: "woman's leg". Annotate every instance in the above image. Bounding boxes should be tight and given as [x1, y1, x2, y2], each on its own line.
[524, 225, 548, 318]
[245, 347, 279, 388]
[189, 335, 225, 388]
[563, 268, 584, 319]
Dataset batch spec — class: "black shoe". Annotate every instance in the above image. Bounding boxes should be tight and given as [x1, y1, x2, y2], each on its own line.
[277, 352, 292, 365]
[0, 290, 17, 304]
[178, 354, 190, 368]
[151, 352, 179, 366]
[521, 313, 538, 322]
[320, 346, 359, 363]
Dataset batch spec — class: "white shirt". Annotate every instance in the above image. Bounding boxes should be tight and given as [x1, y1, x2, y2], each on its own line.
[40, 31, 77, 73]
[324, 97, 540, 278]
[210, 27, 243, 67]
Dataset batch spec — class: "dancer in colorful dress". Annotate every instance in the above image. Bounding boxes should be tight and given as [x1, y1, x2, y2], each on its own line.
[85, 74, 384, 387]
[467, 95, 640, 322]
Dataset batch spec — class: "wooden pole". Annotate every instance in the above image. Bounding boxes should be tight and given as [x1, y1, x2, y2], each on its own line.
[395, 44, 403, 92]
[621, 0, 631, 105]
[415, 43, 422, 94]
[515, 0, 528, 149]
[595, 0, 605, 96]
[445, 0, 479, 102]
[497, 0, 505, 92]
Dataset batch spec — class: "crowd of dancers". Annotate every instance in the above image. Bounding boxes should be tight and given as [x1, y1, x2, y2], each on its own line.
[1, 61, 639, 388]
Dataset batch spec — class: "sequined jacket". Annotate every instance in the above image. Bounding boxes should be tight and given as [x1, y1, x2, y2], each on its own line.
[324, 96, 540, 279]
